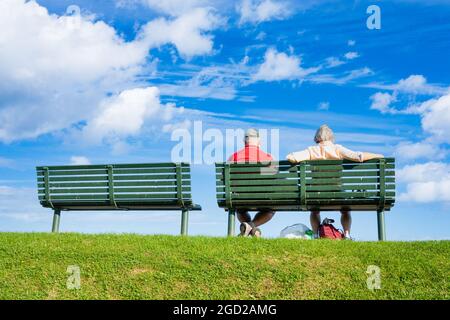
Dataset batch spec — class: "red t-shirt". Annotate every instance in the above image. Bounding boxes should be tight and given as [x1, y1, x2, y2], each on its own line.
[228, 145, 273, 163]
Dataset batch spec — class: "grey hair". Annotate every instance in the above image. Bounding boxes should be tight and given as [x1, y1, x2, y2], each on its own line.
[244, 128, 260, 145]
[314, 124, 335, 143]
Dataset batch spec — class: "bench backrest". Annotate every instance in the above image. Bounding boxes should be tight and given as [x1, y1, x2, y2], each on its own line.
[216, 158, 395, 212]
[36, 162, 193, 209]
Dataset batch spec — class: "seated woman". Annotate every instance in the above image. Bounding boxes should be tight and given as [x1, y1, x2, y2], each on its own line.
[286, 124, 384, 240]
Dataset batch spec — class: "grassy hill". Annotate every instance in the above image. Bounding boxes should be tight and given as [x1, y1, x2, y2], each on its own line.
[0, 233, 448, 300]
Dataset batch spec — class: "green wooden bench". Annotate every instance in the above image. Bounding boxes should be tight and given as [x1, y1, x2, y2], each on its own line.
[36, 162, 201, 235]
[216, 158, 395, 240]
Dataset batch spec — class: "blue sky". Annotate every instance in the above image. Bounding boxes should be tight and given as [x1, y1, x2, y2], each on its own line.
[0, 0, 449, 240]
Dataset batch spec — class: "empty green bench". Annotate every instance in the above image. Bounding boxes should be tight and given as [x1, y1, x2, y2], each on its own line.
[216, 158, 395, 240]
[36, 162, 201, 235]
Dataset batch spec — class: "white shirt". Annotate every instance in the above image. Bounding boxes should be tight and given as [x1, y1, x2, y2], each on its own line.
[287, 141, 363, 162]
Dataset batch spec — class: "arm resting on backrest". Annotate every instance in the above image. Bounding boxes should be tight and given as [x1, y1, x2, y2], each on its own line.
[286, 149, 310, 163]
[361, 152, 384, 162]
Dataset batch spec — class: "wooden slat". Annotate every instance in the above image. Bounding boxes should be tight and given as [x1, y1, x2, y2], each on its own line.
[218, 179, 299, 186]
[39, 193, 191, 201]
[306, 184, 395, 191]
[305, 191, 395, 199]
[37, 162, 189, 171]
[306, 171, 395, 178]
[37, 174, 190, 183]
[216, 184, 396, 193]
[37, 167, 190, 177]
[215, 158, 395, 168]
[38, 187, 191, 194]
[217, 185, 300, 193]
[37, 180, 188, 188]
[217, 173, 299, 180]
[307, 177, 395, 184]
[37, 176, 106, 183]
[216, 171, 394, 181]
[114, 174, 189, 181]
[217, 192, 300, 200]
[217, 198, 395, 205]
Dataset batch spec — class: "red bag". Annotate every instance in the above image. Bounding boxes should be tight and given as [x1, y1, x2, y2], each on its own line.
[319, 218, 344, 240]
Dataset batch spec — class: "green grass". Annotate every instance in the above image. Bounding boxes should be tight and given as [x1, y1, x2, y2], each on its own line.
[0, 233, 448, 300]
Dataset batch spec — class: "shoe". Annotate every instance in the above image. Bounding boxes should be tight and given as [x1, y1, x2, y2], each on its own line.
[251, 227, 262, 238]
[343, 234, 354, 241]
[239, 222, 253, 237]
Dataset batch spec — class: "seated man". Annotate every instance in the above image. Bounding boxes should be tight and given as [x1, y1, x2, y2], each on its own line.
[228, 128, 275, 237]
[286, 124, 384, 240]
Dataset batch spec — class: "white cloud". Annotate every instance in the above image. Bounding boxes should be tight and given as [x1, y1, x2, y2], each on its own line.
[368, 76, 450, 205]
[140, 7, 223, 59]
[309, 67, 372, 85]
[395, 141, 446, 161]
[237, 0, 293, 25]
[317, 101, 330, 111]
[325, 57, 345, 68]
[0, 0, 221, 143]
[0, 0, 152, 142]
[396, 75, 429, 94]
[370, 92, 397, 113]
[344, 51, 359, 60]
[118, 0, 212, 16]
[158, 61, 252, 100]
[252, 48, 318, 82]
[255, 31, 267, 40]
[365, 74, 448, 96]
[347, 40, 356, 46]
[81, 87, 184, 146]
[70, 156, 91, 165]
[371, 91, 450, 143]
[422, 93, 450, 144]
[397, 162, 450, 203]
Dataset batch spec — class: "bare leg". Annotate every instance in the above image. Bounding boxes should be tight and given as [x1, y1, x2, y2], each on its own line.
[341, 210, 352, 236]
[252, 211, 275, 227]
[310, 211, 321, 234]
[237, 210, 251, 224]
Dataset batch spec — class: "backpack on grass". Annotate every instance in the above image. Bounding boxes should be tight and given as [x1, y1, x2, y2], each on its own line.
[319, 218, 344, 240]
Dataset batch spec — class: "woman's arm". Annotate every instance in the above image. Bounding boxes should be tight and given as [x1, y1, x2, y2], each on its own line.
[286, 149, 310, 163]
[361, 152, 384, 161]
[337, 145, 384, 162]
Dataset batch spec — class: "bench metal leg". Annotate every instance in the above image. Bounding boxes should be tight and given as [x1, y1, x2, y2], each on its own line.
[180, 209, 189, 236]
[377, 210, 386, 241]
[52, 209, 61, 233]
[227, 209, 236, 237]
